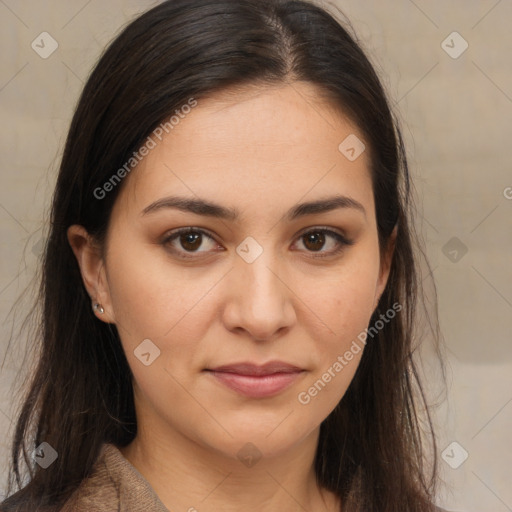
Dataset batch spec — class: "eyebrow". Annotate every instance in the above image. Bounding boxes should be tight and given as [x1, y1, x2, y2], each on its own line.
[141, 194, 366, 221]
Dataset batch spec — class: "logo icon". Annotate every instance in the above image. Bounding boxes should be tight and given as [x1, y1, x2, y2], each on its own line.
[441, 32, 468, 59]
[441, 441, 469, 469]
[236, 236, 263, 264]
[237, 442, 262, 468]
[134, 339, 161, 366]
[31, 32, 59, 59]
[338, 134, 365, 162]
[442, 237, 468, 263]
[31, 237, 44, 257]
[33, 442, 58, 469]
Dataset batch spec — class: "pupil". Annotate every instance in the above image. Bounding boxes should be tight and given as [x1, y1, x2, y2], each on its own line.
[304, 232, 325, 251]
[181, 232, 201, 251]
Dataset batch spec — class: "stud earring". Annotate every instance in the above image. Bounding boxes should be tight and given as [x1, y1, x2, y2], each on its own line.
[93, 302, 104, 314]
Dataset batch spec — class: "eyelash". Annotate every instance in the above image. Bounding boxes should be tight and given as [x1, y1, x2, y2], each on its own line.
[161, 226, 354, 260]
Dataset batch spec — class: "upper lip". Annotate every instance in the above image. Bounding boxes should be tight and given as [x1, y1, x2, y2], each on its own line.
[207, 361, 303, 376]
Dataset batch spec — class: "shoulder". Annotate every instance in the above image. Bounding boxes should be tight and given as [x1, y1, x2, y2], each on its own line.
[59, 443, 120, 511]
[1, 443, 169, 512]
[60, 443, 169, 512]
[0, 445, 119, 512]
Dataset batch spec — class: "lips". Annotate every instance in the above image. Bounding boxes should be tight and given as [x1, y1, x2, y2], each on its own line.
[209, 361, 303, 376]
[205, 361, 305, 398]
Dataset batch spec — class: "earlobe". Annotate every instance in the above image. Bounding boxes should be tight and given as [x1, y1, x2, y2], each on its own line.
[67, 225, 115, 323]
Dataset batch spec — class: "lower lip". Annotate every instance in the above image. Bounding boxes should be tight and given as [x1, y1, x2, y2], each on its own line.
[208, 370, 303, 398]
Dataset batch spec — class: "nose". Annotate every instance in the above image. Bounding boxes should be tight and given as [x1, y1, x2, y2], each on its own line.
[221, 249, 297, 342]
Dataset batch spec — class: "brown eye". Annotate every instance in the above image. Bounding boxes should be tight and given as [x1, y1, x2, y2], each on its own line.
[294, 228, 354, 258]
[302, 231, 326, 252]
[179, 231, 202, 251]
[162, 228, 220, 259]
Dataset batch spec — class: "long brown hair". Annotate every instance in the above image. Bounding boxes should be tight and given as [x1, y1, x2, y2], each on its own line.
[1, 1, 442, 510]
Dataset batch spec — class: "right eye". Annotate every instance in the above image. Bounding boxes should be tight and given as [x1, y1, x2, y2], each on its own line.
[161, 227, 223, 259]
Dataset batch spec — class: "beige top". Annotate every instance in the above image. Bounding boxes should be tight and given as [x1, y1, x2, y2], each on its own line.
[60, 443, 169, 512]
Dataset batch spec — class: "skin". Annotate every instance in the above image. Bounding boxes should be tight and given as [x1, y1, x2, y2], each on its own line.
[68, 82, 395, 512]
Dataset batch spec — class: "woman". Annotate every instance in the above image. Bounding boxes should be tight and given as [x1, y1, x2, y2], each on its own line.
[1, 0, 446, 510]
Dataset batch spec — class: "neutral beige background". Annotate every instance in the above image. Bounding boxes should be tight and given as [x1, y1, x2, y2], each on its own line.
[1, 1, 511, 510]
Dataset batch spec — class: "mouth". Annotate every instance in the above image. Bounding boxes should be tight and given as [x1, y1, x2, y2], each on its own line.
[204, 361, 305, 398]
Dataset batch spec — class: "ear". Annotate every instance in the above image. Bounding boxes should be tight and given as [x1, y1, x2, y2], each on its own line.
[373, 224, 397, 311]
[67, 225, 116, 324]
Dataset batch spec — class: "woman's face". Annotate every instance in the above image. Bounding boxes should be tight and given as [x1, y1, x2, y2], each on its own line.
[73, 82, 393, 461]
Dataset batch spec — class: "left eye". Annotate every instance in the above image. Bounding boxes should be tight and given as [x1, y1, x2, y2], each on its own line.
[162, 228, 221, 258]
[162, 227, 352, 259]
[292, 228, 353, 257]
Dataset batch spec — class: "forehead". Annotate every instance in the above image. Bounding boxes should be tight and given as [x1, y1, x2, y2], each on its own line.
[160, 82, 364, 159]
[114, 82, 373, 222]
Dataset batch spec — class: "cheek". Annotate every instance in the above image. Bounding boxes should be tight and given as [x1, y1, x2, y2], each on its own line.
[308, 279, 372, 377]
[298, 244, 380, 403]
[104, 244, 215, 412]
[312, 249, 380, 341]
[104, 235, 218, 361]
[292, 280, 373, 433]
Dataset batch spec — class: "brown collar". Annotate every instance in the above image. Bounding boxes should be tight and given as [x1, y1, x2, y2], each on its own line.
[61, 443, 169, 511]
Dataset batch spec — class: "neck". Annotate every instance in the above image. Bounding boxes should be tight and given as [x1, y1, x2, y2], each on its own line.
[120, 418, 340, 512]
